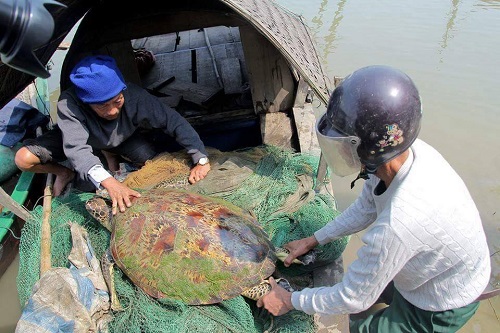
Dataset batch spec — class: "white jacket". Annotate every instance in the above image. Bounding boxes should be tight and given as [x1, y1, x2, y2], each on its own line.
[292, 139, 491, 314]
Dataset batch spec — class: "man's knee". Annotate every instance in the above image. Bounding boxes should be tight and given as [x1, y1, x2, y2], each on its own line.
[15, 146, 40, 170]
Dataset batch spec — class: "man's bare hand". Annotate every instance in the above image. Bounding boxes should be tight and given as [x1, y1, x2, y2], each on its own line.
[256, 277, 294, 316]
[189, 163, 211, 184]
[101, 177, 141, 215]
[283, 236, 319, 267]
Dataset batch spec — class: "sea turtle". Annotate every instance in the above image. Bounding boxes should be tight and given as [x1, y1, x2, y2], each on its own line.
[85, 187, 314, 309]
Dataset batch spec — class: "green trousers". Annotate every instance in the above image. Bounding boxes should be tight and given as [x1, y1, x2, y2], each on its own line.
[350, 288, 479, 333]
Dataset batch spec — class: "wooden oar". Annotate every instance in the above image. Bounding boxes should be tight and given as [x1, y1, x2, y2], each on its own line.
[0, 188, 31, 221]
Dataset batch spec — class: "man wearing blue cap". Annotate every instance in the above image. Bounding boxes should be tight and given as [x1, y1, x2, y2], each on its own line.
[15, 55, 211, 214]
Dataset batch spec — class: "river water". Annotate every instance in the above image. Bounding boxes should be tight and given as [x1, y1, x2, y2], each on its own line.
[1, 0, 499, 332]
[276, 0, 500, 331]
[275, 0, 500, 251]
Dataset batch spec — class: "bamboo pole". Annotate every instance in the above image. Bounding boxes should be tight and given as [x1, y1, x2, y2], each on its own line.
[40, 174, 53, 275]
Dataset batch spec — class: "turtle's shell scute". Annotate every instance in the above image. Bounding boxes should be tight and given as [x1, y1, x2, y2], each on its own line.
[109, 188, 276, 304]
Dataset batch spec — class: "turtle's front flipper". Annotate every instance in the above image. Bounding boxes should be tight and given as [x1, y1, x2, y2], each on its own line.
[241, 278, 294, 301]
[101, 249, 123, 311]
[275, 247, 318, 265]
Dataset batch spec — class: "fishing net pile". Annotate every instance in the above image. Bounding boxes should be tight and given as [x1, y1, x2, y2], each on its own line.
[17, 145, 349, 333]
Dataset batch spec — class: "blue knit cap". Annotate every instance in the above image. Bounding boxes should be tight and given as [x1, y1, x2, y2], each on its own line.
[69, 55, 127, 103]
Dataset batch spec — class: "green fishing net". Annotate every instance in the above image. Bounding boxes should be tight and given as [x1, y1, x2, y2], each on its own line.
[17, 145, 349, 333]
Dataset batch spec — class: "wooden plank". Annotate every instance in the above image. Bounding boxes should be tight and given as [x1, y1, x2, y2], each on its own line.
[196, 47, 223, 88]
[219, 58, 243, 94]
[141, 53, 175, 88]
[0, 188, 30, 222]
[225, 42, 248, 83]
[132, 34, 178, 54]
[0, 172, 37, 277]
[294, 78, 311, 108]
[228, 27, 241, 43]
[189, 26, 240, 49]
[174, 30, 194, 51]
[159, 80, 223, 107]
[240, 26, 295, 113]
[173, 50, 193, 83]
[188, 29, 207, 50]
[203, 26, 240, 46]
[135, 29, 248, 93]
[292, 104, 321, 155]
[0, 172, 35, 241]
[260, 112, 294, 150]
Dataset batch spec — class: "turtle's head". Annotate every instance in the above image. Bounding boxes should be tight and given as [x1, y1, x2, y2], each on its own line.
[85, 196, 113, 231]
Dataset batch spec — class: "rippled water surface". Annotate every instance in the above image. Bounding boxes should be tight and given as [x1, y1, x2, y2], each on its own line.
[279, 0, 500, 268]
[276, 0, 500, 330]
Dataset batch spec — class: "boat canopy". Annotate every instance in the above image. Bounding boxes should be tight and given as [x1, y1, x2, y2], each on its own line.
[0, 0, 331, 109]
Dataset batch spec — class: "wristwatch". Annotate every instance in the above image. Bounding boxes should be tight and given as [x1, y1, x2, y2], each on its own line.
[197, 157, 210, 166]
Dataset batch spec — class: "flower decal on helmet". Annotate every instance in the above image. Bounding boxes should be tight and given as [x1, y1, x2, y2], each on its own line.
[374, 124, 404, 153]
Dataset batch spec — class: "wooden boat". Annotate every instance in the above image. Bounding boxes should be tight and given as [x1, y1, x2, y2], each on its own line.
[0, 80, 51, 278]
[0, 0, 348, 331]
[0, 0, 331, 150]
[0, 172, 45, 277]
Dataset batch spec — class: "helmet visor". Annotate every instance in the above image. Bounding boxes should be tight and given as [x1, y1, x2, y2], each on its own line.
[316, 116, 361, 177]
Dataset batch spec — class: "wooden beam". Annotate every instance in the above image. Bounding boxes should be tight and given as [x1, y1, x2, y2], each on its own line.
[294, 78, 310, 108]
[260, 112, 294, 150]
[0, 187, 30, 222]
[240, 26, 295, 113]
[292, 104, 321, 155]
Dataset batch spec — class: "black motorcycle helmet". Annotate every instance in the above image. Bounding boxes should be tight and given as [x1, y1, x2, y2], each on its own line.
[316, 65, 422, 176]
[0, 0, 65, 78]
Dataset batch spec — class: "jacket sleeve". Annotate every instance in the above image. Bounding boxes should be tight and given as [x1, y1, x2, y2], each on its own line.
[56, 94, 103, 181]
[293, 224, 412, 315]
[314, 177, 378, 244]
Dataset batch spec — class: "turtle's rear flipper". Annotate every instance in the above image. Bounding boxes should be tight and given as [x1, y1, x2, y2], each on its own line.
[101, 249, 123, 311]
[241, 278, 294, 301]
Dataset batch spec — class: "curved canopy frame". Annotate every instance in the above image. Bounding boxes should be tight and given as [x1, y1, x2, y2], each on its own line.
[0, 0, 331, 108]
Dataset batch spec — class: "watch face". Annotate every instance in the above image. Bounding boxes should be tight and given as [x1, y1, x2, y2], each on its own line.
[198, 157, 209, 165]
